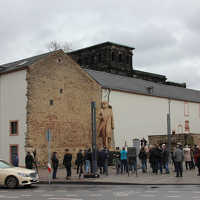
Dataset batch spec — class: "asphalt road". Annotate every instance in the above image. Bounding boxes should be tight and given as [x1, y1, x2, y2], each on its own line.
[0, 184, 200, 199]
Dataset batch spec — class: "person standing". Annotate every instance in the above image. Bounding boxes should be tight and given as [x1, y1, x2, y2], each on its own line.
[162, 144, 170, 174]
[174, 144, 184, 177]
[13, 155, 19, 167]
[120, 147, 128, 174]
[25, 152, 34, 169]
[84, 148, 92, 174]
[183, 145, 192, 170]
[76, 149, 83, 178]
[63, 149, 72, 179]
[98, 148, 106, 174]
[51, 152, 59, 179]
[139, 147, 147, 173]
[114, 147, 121, 174]
[194, 145, 200, 176]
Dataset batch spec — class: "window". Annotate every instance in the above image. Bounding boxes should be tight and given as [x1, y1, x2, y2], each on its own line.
[98, 53, 102, 62]
[10, 145, 19, 166]
[49, 99, 54, 106]
[126, 55, 129, 64]
[10, 121, 18, 136]
[111, 52, 115, 61]
[184, 102, 189, 116]
[118, 54, 122, 63]
[185, 120, 190, 132]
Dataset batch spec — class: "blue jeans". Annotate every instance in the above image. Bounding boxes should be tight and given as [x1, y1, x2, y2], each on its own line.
[85, 160, 90, 174]
[141, 160, 147, 172]
[163, 162, 170, 173]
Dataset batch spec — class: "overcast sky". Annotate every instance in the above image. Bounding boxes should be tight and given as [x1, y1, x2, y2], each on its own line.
[0, 0, 200, 89]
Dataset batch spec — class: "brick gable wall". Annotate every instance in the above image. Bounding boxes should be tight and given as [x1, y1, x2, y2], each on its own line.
[26, 50, 102, 166]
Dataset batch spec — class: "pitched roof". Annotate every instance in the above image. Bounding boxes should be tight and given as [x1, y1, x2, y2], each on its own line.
[0, 51, 56, 74]
[85, 69, 200, 103]
[68, 41, 134, 54]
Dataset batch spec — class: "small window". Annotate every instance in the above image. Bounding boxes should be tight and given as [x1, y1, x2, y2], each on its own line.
[184, 102, 189, 116]
[50, 99, 54, 106]
[10, 121, 18, 136]
[60, 89, 63, 94]
[57, 58, 62, 63]
[119, 54, 122, 63]
[126, 55, 129, 64]
[10, 145, 19, 166]
[146, 86, 153, 94]
[98, 53, 102, 62]
[185, 120, 190, 132]
[111, 52, 115, 61]
[85, 57, 88, 65]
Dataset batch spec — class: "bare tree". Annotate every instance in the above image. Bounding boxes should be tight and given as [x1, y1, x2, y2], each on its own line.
[46, 40, 72, 52]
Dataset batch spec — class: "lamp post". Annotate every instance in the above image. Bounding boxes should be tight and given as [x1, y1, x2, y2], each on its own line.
[91, 101, 97, 175]
[167, 99, 171, 161]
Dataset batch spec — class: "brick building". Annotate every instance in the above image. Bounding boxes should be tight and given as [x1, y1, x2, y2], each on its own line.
[1, 41, 200, 166]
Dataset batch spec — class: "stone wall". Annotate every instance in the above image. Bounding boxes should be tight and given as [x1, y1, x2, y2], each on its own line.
[148, 133, 200, 149]
[26, 50, 102, 166]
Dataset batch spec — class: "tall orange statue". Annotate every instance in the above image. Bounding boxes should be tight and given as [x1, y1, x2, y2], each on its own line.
[98, 101, 114, 149]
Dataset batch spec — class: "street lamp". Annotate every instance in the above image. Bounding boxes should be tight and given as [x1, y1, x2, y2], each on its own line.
[167, 99, 171, 161]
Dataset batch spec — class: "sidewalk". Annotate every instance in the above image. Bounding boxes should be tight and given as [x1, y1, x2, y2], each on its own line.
[38, 166, 200, 185]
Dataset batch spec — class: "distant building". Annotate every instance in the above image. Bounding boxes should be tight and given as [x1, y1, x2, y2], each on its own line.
[0, 41, 200, 166]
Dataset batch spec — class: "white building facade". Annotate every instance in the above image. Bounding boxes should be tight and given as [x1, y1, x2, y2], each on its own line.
[106, 89, 200, 147]
[0, 70, 27, 166]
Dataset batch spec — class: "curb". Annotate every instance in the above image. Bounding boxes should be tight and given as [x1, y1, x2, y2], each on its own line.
[38, 181, 200, 186]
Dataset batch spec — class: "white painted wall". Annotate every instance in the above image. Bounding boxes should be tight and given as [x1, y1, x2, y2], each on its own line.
[0, 70, 27, 166]
[102, 89, 200, 148]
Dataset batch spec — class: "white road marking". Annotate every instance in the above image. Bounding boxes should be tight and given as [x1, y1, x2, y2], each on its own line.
[89, 193, 102, 197]
[140, 194, 156, 197]
[193, 191, 200, 193]
[192, 197, 200, 199]
[0, 196, 5, 198]
[42, 194, 54, 197]
[5, 197, 19, 199]
[113, 192, 129, 197]
[21, 194, 32, 197]
[168, 191, 180, 193]
[167, 196, 180, 198]
[34, 190, 45, 193]
[48, 198, 83, 200]
[65, 194, 79, 197]
[145, 190, 158, 193]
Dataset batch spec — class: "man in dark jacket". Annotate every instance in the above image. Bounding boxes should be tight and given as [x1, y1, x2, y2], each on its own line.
[63, 149, 72, 179]
[51, 152, 59, 179]
[25, 152, 34, 169]
[149, 144, 161, 174]
[76, 149, 83, 178]
[98, 148, 106, 174]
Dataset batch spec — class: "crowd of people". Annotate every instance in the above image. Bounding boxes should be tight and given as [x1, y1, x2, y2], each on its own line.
[23, 143, 200, 180]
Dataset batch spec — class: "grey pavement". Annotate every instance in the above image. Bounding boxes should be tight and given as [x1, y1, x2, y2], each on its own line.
[1, 184, 200, 200]
[38, 165, 200, 185]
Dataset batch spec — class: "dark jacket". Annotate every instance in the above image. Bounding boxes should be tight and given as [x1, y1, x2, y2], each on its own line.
[162, 149, 169, 163]
[63, 153, 72, 167]
[51, 154, 59, 169]
[25, 154, 34, 169]
[139, 150, 147, 160]
[76, 152, 83, 165]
